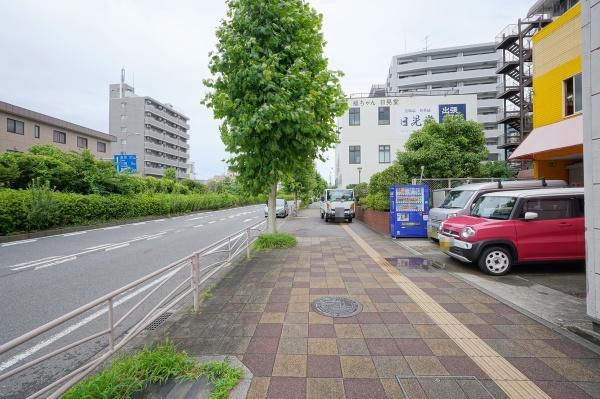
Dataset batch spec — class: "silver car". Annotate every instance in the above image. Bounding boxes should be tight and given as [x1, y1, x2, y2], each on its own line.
[264, 199, 289, 218]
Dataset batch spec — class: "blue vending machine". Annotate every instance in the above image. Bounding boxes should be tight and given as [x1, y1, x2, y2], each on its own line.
[389, 184, 430, 238]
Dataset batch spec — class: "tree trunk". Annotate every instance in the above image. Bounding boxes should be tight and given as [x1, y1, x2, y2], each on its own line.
[294, 191, 298, 216]
[268, 182, 277, 233]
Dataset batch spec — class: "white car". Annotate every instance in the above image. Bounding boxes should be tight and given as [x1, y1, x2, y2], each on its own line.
[264, 199, 289, 218]
[320, 189, 355, 223]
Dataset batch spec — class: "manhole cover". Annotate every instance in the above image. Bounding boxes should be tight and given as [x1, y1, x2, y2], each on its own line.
[396, 375, 495, 399]
[311, 296, 363, 318]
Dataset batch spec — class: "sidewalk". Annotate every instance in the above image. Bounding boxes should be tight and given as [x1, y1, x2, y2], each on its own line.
[162, 208, 600, 399]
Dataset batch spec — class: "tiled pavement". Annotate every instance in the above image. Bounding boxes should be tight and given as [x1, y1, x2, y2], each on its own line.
[163, 209, 600, 399]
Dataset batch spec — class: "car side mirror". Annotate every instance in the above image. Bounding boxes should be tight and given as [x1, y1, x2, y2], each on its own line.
[524, 211, 538, 220]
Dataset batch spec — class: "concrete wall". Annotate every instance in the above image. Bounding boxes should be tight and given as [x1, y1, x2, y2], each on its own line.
[582, 0, 600, 323]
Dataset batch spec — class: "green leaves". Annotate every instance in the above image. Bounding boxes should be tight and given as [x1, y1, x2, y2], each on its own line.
[204, 0, 347, 196]
[397, 115, 488, 178]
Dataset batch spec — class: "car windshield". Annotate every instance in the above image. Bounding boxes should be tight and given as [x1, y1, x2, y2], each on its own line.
[276, 199, 285, 206]
[327, 190, 354, 201]
[440, 190, 475, 209]
[471, 196, 516, 220]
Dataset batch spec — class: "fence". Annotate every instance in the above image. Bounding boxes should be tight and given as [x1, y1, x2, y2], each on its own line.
[0, 219, 267, 399]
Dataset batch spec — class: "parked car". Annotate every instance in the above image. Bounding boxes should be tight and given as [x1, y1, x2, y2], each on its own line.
[264, 199, 289, 218]
[427, 179, 567, 240]
[320, 189, 355, 222]
[438, 187, 584, 276]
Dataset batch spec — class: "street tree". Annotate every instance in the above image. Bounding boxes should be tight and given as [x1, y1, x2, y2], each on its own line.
[397, 115, 488, 178]
[282, 161, 316, 211]
[203, 0, 347, 232]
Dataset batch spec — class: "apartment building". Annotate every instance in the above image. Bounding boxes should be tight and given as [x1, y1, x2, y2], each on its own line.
[509, 1, 583, 186]
[109, 72, 190, 179]
[0, 101, 115, 158]
[335, 92, 477, 187]
[382, 43, 503, 160]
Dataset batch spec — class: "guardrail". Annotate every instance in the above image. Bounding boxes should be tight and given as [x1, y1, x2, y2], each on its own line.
[0, 219, 267, 399]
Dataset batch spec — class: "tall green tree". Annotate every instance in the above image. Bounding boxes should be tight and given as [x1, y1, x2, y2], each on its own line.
[282, 161, 317, 210]
[397, 115, 488, 178]
[203, 0, 347, 232]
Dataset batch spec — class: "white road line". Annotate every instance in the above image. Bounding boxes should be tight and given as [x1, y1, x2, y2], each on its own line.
[2, 239, 37, 247]
[219, 218, 226, 221]
[194, 224, 204, 228]
[187, 216, 204, 221]
[62, 231, 86, 237]
[154, 219, 166, 222]
[0, 268, 180, 373]
[105, 243, 130, 251]
[208, 221, 216, 224]
[34, 256, 77, 270]
[85, 243, 115, 250]
[7, 256, 61, 271]
[102, 226, 120, 231]
[132, 222, 146, 226]
[228, 215, 235, 219]
[242, 218, 253, 223]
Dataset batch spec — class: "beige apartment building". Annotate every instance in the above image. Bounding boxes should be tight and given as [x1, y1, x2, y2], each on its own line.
[0, 101, 116, 158]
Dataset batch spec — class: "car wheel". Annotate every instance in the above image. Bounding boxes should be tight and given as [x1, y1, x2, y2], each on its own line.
[478, 246, 513, 276]
[347, 217, 353, 223]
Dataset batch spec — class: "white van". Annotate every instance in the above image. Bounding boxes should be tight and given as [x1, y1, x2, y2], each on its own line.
[320, 189, 355, 223]
[427, 179, 567, 239]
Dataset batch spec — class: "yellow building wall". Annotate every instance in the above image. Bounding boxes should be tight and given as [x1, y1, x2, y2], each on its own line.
[532, 3, 582, 129]
[529, 3, 582, 180]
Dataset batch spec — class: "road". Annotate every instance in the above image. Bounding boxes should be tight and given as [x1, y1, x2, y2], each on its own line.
[0, 204, 273, 397]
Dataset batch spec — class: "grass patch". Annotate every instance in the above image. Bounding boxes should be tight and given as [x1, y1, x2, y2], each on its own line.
[253, 232, 297, 251]
[61, 341, 242, 399]
[200, 283, 216, 302]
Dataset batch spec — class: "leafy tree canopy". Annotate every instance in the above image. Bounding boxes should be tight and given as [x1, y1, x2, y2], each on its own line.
[203, 0, 347, 208]
[369, 163, 409, 194]
[478, 160, 515, 178]
[397, 115, 488, 178]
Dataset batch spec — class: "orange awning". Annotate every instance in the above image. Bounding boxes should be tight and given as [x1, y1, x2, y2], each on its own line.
[509, 115, 583, 160]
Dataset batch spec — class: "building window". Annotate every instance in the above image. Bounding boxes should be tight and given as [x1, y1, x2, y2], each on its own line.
[34, 125, 40, 138]
[7, 118, 24, 135]
[97, 141, 107, 153]
[487, 153, 499, 161]
[121, 127, 127, 133]
[486, 137, 499, 145]
[379, 145, 391, 163]
[77, 136, 88, 149]
[378, 107, 390, 125]
[349, 108, 360, 126]
[564, 73, 582, 116]
[349, 145, 361, 164]
[53, 130, 66, 144]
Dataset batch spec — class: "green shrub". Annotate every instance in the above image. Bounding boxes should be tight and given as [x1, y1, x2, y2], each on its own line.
[363, 192, 389, 211]
[253, 233, 297, 250]
[369, 163, 409, 194]
[62, 341, 242, 399]
[27, 178, 58, 230]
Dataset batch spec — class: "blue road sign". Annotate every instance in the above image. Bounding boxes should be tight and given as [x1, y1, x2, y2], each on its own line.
[438, 103, 466, 122]
[114, 154, 137, 173]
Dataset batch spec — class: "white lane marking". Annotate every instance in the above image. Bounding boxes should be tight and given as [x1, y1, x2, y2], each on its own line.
[85, 243, 115, 250]
[0, 268, 180, 373]
[208, 221, 216, 224]
[2, 239, 37, 247]
[34, 256, 77, 270]
[228, 215, 234, 219]
[154, 219, 166, 223]
[187, 216, 204, 221]
[105, 243, 130, 251]
[194, 224, 204, 228]
[102, 226, 120, 231]
[62, 231, 86, 237]
[219, 218, 226, 221]
[7, 256, 61, 271]
[242, 218, 253, 223]
[132, 222, 146, 226]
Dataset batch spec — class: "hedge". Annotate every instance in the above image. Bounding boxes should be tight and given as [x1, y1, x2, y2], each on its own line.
[0, 189, 259, 235]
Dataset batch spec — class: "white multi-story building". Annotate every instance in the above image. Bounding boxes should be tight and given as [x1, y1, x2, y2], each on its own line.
[379, 43, 503, 160]
[109, 70, 191, 179]
[335, 92, 477, 187]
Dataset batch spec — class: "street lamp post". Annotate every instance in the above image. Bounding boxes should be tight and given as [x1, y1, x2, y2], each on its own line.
[357, 167, 362, 184]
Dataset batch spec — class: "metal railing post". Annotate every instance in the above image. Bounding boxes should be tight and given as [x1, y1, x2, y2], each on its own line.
[191, 253, 200, 312]
[246, 227, 251, 259]
[227, 236, 231, 261]
[107, 299, 114, 351]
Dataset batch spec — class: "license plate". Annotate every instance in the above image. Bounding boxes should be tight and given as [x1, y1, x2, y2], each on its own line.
[439, 235, 453, 251]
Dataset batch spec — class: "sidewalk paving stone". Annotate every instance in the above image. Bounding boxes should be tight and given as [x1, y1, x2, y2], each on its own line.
[160, 208, 600, 398]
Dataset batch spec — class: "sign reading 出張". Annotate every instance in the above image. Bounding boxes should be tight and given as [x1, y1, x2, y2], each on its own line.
[438, 104, 466, 122]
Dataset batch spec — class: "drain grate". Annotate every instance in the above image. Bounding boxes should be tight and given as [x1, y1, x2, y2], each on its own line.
[396, 375, 495, 399]
[386, 257, 443, 271]
[145, 311, 174, 331]
[311, 296, 363, 318]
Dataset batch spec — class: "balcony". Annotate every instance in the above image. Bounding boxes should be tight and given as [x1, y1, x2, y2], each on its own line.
[497, 133, 522, 148]
[495, 24, 518, 50]
[144, 116, 190, 139]
[145, 129, 185, 147]
[497, 109, 520, 123]
[144, 104, 190, 130]
[145, 142, 188, 158]
[144, 166, 189, 179]
[144, 153, 186, 168]
[496, 82, 520, 100]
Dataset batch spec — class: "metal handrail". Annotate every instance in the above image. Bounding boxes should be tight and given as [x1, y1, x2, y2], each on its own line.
[0, 219, 267, 398]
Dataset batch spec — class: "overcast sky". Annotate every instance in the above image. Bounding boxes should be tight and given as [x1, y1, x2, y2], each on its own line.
[0, 0, 532, 180]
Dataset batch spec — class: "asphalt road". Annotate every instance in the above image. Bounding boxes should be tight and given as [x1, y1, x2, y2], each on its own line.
[0, 204, 274, 397]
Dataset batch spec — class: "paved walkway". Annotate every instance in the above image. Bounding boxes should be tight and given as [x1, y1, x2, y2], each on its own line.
[163, 208, 600, 399]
